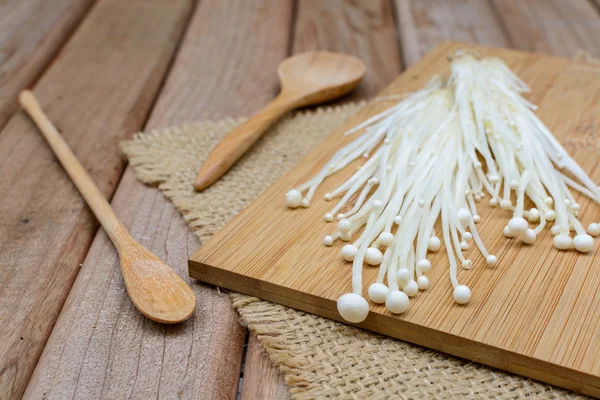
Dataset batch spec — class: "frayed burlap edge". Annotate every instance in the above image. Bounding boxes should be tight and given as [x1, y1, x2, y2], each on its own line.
[121, 105, 584, 399]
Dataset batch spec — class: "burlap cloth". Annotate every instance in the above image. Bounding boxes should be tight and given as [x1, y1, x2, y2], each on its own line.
[121, 105, 583, 399]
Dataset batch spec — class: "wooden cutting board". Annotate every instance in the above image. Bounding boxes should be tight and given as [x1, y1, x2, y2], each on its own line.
[189, 41, 600, 396]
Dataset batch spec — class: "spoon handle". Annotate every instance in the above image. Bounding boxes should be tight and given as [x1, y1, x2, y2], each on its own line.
[19, 91, 126, 247]
[193, 93, 295, 191]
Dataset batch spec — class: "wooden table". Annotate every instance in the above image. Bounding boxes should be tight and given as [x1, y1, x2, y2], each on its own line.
[1, 1, 599, 399]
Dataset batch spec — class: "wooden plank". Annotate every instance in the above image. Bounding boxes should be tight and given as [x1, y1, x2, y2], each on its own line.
[190, 42, 600, 397]
[24, 0, 294, 398]
[0, 1, 194, 398]
[147, 0, 293, 126]
[240, 335, 289, 400]
[293, 0, 402, 99]
[394, 0, 509, 66]
[395, 0, 600, 65]
[489, 0, 600, 57]
[0, 0, 94, 130]
[239, 2, 403, 397]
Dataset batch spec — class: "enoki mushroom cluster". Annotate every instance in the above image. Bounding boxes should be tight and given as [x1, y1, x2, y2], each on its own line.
[285, 54, 600, 324]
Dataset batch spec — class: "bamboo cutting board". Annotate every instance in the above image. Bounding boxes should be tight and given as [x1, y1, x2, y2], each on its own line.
[189, 42, 600, 396]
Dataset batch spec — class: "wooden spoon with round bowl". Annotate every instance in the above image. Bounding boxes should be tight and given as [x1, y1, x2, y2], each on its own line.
[193, 51, 366, 192]
[19, 91, 196, 324]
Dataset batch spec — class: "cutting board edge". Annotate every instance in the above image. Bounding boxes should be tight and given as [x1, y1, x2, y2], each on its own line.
[188, 258, 600, 397]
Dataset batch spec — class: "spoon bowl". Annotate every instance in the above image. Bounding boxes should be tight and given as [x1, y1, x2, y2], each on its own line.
[119, 233, 195, 323]
[277, 51, 367, 106]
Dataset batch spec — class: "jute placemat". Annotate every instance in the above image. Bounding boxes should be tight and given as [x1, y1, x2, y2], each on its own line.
[121, 105, 583, 399]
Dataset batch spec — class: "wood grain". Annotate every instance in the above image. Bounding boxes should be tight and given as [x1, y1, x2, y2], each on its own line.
[240, 335, 289, 400]
[0, 0, 94, 130]
[394, 0, 600, 68]
[190, 42, 600, 397]
[490, 0, 600, 57]
[0, 0, 193, 398]
[394, 0, 508, 66]
[25, 0, 294, 398]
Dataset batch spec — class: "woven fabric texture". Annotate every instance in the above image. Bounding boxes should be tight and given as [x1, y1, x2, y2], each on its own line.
[121, 105, 583, 399]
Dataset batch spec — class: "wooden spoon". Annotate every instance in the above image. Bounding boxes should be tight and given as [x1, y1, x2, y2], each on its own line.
[193, 51, 366, 191]
[19, 90, 195, 324]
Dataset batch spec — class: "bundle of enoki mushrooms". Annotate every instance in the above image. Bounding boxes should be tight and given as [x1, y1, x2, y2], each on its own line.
[284, 52, 600, 323]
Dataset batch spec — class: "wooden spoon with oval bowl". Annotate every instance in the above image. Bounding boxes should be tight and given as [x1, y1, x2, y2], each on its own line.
[19, 90, 195, 324]
[193, 51, 366, 191]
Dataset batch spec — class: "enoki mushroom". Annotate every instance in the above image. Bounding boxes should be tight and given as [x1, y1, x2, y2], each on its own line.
[284, 54, 600, 323]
